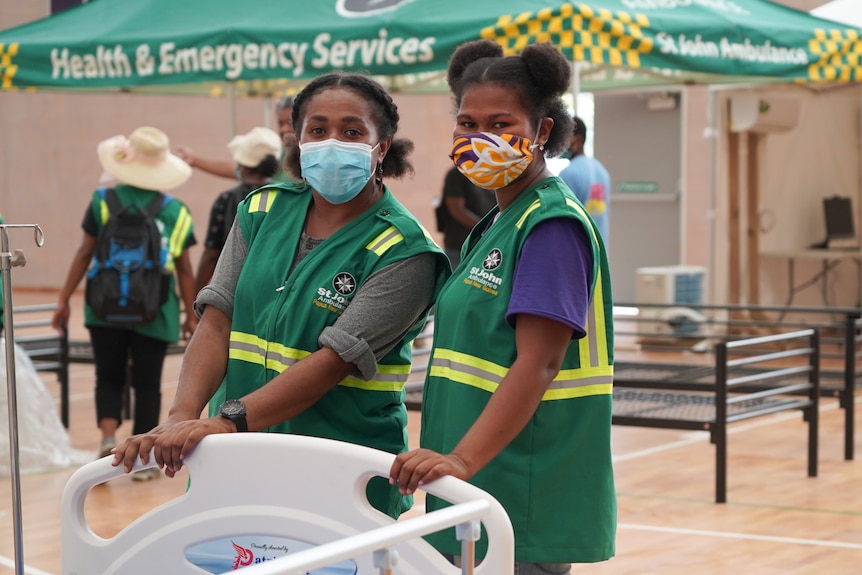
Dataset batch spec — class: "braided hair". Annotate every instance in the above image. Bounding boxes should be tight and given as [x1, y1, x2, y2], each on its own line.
[447, 40, 574, 157]
[285, 73, 414, 180]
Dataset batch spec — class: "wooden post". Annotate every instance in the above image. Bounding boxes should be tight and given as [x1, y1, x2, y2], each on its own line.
[744, 131, 774, 330]
[728, 130, 741, 307]
[746, 131, 761, 306]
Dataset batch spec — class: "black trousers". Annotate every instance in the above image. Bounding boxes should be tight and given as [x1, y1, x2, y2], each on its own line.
[88, 325, 168, 435]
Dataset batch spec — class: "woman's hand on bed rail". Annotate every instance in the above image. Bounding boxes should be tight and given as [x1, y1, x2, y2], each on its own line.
[389, 449, 471, 496]
[112, 415, 236, 477]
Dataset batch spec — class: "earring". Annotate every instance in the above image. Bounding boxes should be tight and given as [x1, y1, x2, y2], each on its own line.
[375, 164, 384, 186]
[539, 144, 545, 151]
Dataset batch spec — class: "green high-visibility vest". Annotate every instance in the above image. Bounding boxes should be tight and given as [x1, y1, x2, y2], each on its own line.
[84, 184, 195, 343]
[422, 177, 616, 563]
[211, 182, 449, 518]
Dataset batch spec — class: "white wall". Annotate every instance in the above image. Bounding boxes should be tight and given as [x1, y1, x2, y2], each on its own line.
[710, 85, 862, 308]
[1, 0, 853, 304]
[0, 3, 457, 290]
[595, 91, 682, 303]
[0, 90, 456, 290]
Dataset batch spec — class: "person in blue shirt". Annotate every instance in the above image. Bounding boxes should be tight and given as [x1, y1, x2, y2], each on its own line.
[559, 116, 611, 249]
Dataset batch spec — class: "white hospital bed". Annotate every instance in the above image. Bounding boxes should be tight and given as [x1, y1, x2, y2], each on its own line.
[61, 434, 513, 574]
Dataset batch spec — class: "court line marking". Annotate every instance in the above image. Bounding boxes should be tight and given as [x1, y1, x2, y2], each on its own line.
[402, 507, 862, 550]
[0, 555, 54, 575]
[13, 395, 858, 573]
[3, 515, 859, 575]
[617, 522, 862, 550]
[408, 506, 862, 550]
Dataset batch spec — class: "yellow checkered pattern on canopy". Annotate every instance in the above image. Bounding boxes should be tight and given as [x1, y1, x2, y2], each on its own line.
[808, 28, 862, 83]
[0, 43, 19, 89]
[480, 3, 653, 68]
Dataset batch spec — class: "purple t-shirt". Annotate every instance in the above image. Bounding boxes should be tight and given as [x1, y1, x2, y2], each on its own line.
[505, 218, 593, 339]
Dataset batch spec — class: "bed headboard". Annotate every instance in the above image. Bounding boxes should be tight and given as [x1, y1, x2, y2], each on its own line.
[61, 434, 513, 574]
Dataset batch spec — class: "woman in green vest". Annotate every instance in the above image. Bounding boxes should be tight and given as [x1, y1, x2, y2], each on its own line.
[52, 126, 198, 482]
[389, 41, 617, 572]
[113, 73, 450, 518]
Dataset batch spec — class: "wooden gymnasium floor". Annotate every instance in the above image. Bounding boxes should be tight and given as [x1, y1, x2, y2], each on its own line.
[0, 290, 861, 575]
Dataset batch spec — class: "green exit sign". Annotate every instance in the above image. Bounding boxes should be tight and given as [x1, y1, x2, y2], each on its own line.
[617, 181, 659, 194]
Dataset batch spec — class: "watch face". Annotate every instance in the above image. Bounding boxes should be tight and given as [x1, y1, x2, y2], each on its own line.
[221, 400, 245, 416]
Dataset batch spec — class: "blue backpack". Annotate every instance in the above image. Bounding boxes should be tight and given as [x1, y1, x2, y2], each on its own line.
[85, 188, 172, 325]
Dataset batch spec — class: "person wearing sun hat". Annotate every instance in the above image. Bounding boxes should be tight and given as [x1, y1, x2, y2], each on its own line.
[98, 126, 193, 190]
[227, 126, 282, 171]
[51, 126, 198, 481]
[175, 96, 296, 183]
[195, 126, 282, 292]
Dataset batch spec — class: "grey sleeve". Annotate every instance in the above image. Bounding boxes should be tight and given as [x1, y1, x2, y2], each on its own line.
[319, 252, 439, 380]
[194, 220, 247, 319]
[196, 222, 439, 380]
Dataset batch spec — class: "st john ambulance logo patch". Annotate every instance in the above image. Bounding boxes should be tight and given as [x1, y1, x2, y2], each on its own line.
[483, 248, 503, 271]
[333, 272, 357, 296]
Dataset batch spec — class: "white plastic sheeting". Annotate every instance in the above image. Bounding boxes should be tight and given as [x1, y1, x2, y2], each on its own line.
[0, 340, 89, 475]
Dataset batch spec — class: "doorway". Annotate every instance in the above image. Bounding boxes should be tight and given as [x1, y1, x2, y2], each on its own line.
[594, 91, 683, 302]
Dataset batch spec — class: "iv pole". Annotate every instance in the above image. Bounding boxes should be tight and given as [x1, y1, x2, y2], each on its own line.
[1, 223, 45, 575]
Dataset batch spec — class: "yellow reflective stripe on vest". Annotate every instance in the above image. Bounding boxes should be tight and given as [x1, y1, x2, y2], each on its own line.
[341, 363, 411, 392]
[228, 331, 267, 365]
[566, 197, 600, 247]
[422, 226, 442, 248]
[167, 205, 193, 264]
[428, 348, 507, 394]
[590, 273, 611, 367]
[264, 341, 309, 372]
[247, 189, 277, 213]
[515, 199, 541, 229]
[515, 198, 600, 249]
[96, 196, 188, 270]
[366, 225, 404, 256]
[228, 334, 308, 370]
[229, 332, 409, 391]
[429, 348, 612, 400]
[578, 273, 611, 370]
[98, 198, 110, 225]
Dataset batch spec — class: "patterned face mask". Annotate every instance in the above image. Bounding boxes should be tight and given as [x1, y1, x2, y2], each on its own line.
[450, 132, 539, 190]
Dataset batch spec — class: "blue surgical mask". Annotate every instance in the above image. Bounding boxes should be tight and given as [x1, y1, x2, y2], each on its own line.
[300, 139, 379, 204]
[234, 165, 243, 180]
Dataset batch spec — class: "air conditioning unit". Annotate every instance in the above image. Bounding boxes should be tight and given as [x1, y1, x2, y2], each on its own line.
[729, 93, 800, 133]
[635, 265, 706, 336]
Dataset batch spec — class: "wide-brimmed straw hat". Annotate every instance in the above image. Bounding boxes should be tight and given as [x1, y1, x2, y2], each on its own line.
[97, 126, 191, 191]
[227, 127, 282, 168]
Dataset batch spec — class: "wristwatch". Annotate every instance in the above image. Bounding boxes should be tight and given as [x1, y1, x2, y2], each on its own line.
[218, 399, 248, 432]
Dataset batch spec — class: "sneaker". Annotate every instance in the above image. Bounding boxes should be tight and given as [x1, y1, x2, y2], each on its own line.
[131, 467, 161, 482]
[98, 437, 116, 459]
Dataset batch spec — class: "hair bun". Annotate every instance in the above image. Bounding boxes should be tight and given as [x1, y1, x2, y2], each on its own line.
[521, 43, 571, 96]
[447, 40, 504, 92]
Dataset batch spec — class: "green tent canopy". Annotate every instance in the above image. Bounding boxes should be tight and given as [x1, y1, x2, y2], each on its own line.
[0, 0, 859, 96]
